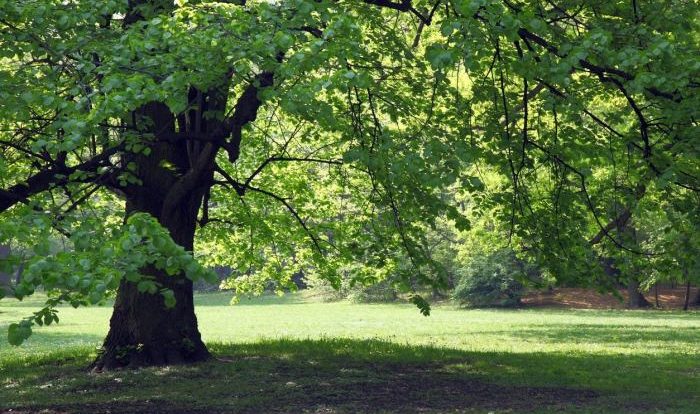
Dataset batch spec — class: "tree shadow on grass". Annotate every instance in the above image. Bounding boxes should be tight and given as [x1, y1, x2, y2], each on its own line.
[2, 338, 698, 414]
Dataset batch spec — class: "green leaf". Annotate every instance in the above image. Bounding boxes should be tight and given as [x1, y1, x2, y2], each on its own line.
[161, 289, 176, 308]
[8, 321, 33, 346]
[409, 295, 431, 316]
[425, 44, 454, 70]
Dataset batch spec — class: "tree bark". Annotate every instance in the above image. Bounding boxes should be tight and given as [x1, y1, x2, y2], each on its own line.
[91, 0, 272, 369]
[92, 183, 212, 370]
[683, 280, 691, 311]
[654, 283, 660, 308]
[92, 101, 216, 370]
[0, 244, 12, 292]
[627, 278, 651, 309]
[92, 185, 212, 370]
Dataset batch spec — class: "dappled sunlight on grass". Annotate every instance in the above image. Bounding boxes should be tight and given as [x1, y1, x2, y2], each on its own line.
[0, 338, 697, 413]
[1, 293, 699, 413]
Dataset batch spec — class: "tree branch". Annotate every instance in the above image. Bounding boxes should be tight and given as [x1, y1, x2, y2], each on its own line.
[0, 145, 122, 213]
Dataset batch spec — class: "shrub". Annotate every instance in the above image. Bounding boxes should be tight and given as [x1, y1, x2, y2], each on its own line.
[305, 274, 398, 303]
[453, 248, 536, 307]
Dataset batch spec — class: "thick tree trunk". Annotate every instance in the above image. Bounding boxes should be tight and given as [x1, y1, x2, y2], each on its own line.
[627, 278, 651, 309]
[683, 280, 691, 311]
[89, 0, 268, 369]
[94, 270, 209, 370]
[92, 101, 216, 370]
[92, 191, 211, 370]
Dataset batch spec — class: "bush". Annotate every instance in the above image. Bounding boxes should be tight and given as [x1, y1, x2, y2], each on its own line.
[305, 275, 398, 303]
[453, 248, 536, 307]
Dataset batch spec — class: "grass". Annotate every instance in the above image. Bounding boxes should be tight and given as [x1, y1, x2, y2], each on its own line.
[0, 292, 698, 413]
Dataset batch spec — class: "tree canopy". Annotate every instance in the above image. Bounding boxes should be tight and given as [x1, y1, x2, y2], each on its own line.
[0, 0, 698, 364]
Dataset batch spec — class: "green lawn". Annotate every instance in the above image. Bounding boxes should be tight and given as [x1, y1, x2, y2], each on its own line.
[0, 292, 698, 413]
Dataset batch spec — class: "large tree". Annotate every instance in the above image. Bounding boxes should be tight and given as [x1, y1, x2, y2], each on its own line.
[0, 0, 697, 369]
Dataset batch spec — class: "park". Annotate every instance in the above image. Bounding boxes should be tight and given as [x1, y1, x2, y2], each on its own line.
[1, 291, 699, 413]
[0, 0, 698, 412]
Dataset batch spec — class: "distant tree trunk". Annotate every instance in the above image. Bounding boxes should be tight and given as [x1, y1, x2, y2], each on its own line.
[627, 278, 651, 309]
[291, 270, 307, 290]
[654, 284, 660, 308]
[683, 280, 691, 311]
[0, 244, 11, 292]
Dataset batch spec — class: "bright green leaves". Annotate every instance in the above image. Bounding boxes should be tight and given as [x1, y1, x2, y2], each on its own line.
[7, 321, 33, 346]
[3, 212, 214, 344]
[409, 294, 431, 316]
[7, 306, 59, 346]
[161, 288, 177, 308]
[426, 44, 456, 70]
[0, 0, 697, 334]
[118, 213, 216, 284]
[32, 306, 59, 327]
[273, 31, 295, 50]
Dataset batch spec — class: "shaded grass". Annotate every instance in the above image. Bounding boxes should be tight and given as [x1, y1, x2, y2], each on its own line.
[0, 292, 698, 413]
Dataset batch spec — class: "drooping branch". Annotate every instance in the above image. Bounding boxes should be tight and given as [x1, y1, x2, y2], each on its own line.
[515, 28, 681, 102]
[244, 156, 343, 188]
[526, 138, 655, 255]
[588, 185, 647, 246]
[245, 184, 324, 255]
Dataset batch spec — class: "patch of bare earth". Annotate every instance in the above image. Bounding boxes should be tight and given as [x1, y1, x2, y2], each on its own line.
[521, 287, 699, 309]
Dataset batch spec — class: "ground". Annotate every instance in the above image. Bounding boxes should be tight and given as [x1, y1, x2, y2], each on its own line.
[522, 287, 699, 309]
[0, 292, 698, 413]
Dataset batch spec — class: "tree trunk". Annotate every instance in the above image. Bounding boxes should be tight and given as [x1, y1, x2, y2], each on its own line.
[627, 278, 651, 309]
[0, 244, 12, 292]
[683, 280, 691, 311]
[654, 283, 660, 308]
[92, 191, 211, 370]
[92, 101, 216, 370]
[91, 0, 270, 370]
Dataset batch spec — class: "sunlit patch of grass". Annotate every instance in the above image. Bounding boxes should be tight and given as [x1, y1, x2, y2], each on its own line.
[1, 293, 698, 413]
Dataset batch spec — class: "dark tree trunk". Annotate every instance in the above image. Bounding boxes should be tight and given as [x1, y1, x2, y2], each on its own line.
[0, 244, 12, 292]
[683, 280, 691, 311]
[92, 100, 217, 370]
[94, 268, 209, 370]
[92, 182, 213, 370]
[654, 283, 660, 308]
[627, 278, 651, 309]
[90, 0, 272, 371]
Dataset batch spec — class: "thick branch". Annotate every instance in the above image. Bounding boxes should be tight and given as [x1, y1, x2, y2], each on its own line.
[222, 72, 274, 164]
[0, 145, 122, 213]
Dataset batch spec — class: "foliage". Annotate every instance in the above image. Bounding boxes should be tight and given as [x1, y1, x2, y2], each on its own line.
[4, 213, 215, 344]
[452, 248, 535, 307]
[306, 271, 398, 303]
